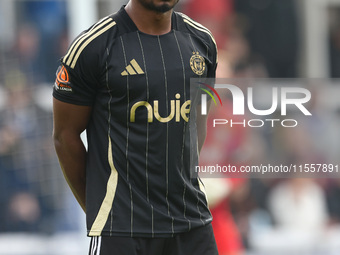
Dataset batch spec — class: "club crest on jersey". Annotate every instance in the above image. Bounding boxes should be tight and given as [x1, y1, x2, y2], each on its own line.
[55, 66, 72, 92]
[190, 52, 206, 76]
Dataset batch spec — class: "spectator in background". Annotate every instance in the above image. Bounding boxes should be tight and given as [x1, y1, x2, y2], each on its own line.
[3, 24, 42, 85]
[180, 0, 233, 48]
[0, 1, 68, 85]
[203, 177, 245, 255]
[268, 178, 328, 231]
[326, 178, 340, 225]
[0, 69, 59, 233]
[199, 100, 246, 255]
[0, 1, 70, 234]
[0, 71, 42, 232]
[235, 0, 299, 78]
[329, 20, 340, 77]
[21, 0, 68, 82]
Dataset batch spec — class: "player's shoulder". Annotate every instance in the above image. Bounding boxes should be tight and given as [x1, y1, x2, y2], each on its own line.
[174, 12, 217, 50]
[62, 14, 119, 69]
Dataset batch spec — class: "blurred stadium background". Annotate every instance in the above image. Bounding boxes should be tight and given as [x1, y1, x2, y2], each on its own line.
[1, 0, 340, 254]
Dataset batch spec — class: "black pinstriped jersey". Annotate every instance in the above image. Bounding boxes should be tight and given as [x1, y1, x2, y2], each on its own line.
[53, 6, 218, 237]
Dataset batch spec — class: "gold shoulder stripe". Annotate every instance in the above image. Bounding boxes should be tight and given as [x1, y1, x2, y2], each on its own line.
[70, 21, 116, 68]
[89, 136, 118, 236]
[63, 16, 112, 65]
[179, 13, 213, 37]
[178, 12, 217, 50]
[182, 18, 217, 48]
[182, 18, 218, 64]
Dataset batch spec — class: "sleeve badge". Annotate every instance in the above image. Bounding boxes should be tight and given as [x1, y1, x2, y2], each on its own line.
[54, 65, 73, 92]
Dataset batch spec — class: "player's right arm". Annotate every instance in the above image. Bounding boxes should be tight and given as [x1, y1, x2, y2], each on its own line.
[52, 98, 92, 212]
[52, 20, 109, 212]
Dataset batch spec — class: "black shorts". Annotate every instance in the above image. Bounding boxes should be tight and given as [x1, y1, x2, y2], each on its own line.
[88, 224, 218, 255]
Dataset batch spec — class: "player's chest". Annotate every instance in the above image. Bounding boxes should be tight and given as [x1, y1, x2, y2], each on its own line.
[102, 31, 210, 98]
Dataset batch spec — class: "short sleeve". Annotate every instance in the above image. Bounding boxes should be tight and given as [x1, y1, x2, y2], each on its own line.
[53, 30, 101, 106]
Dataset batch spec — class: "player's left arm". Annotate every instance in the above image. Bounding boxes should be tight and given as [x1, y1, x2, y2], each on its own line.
[197, 37, 217, 153]
[53, 98, 92, 213]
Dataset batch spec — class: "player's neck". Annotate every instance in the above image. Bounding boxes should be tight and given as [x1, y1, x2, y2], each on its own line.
[125, 3, 173, 35]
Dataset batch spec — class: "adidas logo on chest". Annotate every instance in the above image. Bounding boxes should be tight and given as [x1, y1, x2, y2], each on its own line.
[121, 59, 145, 76]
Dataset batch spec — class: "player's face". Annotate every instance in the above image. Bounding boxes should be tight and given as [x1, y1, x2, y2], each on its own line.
[137, 0, 179, 13]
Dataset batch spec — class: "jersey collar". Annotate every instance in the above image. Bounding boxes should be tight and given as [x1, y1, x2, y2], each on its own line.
[119, 5, 177, 33]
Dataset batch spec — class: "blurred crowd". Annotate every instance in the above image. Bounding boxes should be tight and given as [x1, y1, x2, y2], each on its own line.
[0, 1, 79, 234]
[1, 0, 340, 254]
